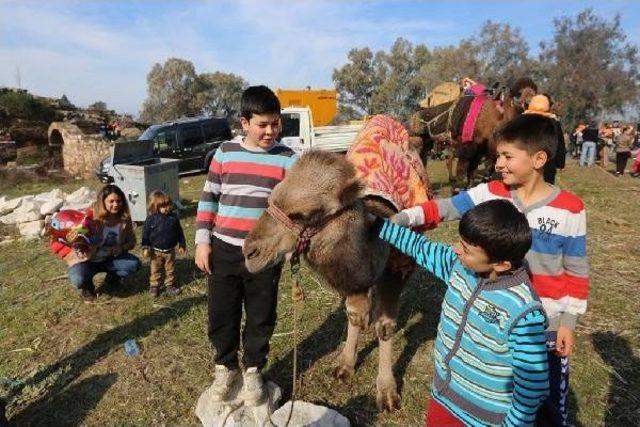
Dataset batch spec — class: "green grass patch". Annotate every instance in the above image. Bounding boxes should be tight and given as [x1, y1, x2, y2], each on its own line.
[1, 161, 638, 426]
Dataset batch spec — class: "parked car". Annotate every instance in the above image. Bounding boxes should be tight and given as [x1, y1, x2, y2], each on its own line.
[96, 116, 231, 183]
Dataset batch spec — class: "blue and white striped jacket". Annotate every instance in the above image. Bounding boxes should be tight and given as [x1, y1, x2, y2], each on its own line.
[376, 219, 549, 426]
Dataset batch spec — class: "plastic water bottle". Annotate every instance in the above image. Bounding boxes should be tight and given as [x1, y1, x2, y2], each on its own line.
[124, 339, 140, 357]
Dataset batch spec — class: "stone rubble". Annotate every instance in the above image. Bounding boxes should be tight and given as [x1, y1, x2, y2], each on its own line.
[0, 186, 97, 240]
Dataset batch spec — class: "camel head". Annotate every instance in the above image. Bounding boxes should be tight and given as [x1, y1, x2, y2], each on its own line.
[243, 150, 363, 273]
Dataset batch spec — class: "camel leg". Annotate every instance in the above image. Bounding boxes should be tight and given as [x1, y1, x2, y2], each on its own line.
[376, 336, 401, 411]
[455, 157, 469, 190]
[373, 270, 404, 411]
[333, 292, 370, 381]
[446, 146, 455, 183]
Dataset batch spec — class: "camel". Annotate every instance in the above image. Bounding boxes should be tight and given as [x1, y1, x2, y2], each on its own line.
[410, 78, 537, 191]
[243, 116, 431, 411]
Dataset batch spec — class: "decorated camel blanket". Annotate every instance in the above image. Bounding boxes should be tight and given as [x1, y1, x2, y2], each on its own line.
[461, 83, 487, 143]
[347, 114, 431, 212]
[347, 115, 431, 276]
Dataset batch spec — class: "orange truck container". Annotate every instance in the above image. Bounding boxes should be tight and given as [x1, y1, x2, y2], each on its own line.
[276, 89, 337, 127]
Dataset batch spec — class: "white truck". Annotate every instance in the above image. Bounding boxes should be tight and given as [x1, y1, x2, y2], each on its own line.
[279, 107, 362, 155]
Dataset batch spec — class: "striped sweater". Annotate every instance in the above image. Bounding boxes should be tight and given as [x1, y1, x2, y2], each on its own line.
[403, 181, 589, 332]
[195, 137, 297, 247]
[376, 219, 549, 426]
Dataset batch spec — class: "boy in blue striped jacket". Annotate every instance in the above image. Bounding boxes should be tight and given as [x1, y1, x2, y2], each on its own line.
[373, 199, 549, 426]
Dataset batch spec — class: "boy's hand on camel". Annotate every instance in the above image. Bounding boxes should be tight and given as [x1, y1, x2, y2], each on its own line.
[390, 211, 412, 227]
[142, 248, 150, 258]
[555, 326, 575, 357]
[195, 244, 212, 274]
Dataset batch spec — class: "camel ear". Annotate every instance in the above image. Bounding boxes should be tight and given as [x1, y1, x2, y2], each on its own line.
[338, 178, 364, 208]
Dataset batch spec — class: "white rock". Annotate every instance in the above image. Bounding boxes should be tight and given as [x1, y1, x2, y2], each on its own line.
[271, 401, 350, 427]
[195, 381, 282, 427]
[39, 198, 64, 215]
[65, 186, 96, 204]
[18, 220, 45, 238]
[15, 199, 43, 216]
[15, 211, 42, 223]
[0, 238, 15, 246]
[0, 197, 23, 215]
[34, 188, 65, 203]
[0, 212, 17, 225]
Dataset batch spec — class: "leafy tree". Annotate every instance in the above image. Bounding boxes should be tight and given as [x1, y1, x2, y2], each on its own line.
[333, 38, 430, 121]
[463, 21, 533, 86]
[193, 71, 248, 119]
[539, 9, 639, 126]
[140, 58, 199, 123]
[332, 47, 377, 115]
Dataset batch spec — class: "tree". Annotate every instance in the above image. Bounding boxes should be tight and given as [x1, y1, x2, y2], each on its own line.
[88, 101, 108, 111]
[540, 9, 640, 126]
[332, 47, 377, 115]
[416, 44, 479, 96]
[463, 21, 533, 86]
[193, 71, 248, 119]
[333, 39, 430, 121]
[140, 58, 199, 123]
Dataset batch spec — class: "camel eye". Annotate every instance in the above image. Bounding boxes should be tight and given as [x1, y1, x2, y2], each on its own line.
[288, 212, 305, 221]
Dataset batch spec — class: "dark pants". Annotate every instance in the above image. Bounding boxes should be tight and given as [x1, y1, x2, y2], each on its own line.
[67, 253, 141, 290]
[537, 338, 569, 426]
[616, 151, 631, 174]
[208, 237, 282, 370]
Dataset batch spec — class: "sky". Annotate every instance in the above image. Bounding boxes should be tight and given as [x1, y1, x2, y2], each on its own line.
[1, 0, 638, 117]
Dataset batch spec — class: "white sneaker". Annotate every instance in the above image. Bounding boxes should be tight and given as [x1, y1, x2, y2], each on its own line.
[239, 367, 266, 406]
[210, 365, 240, 402]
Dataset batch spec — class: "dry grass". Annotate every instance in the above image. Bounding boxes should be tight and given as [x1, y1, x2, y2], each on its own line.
[0, 159, 638, 426]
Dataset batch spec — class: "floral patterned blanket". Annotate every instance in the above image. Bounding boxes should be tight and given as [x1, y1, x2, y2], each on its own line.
[347, 115, 431, 212]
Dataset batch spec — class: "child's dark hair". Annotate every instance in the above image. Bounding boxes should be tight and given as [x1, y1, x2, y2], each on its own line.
[494, 113, 558, 159]
[147, 190, 173, 214]
[241, 85, 281, 120]
[459, 199, 531, 268]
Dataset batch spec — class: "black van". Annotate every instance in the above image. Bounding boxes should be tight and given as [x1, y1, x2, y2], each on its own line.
[97, 117, 232, 182]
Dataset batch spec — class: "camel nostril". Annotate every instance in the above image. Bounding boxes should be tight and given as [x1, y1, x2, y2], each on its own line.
[246, 247, 259, 259]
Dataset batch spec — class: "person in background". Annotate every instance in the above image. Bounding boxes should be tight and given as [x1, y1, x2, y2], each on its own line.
[614, 125, 635, 176]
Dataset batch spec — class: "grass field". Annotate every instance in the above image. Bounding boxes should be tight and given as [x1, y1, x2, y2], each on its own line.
[1, 159, 638, 426]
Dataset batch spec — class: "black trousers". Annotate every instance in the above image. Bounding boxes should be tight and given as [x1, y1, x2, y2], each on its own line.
[616, 151, 631, 174]
[208, 237, 282, 370]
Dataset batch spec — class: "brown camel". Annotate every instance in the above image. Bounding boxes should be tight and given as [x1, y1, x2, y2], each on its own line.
[410, 79, 537, 191]
[243, 132, 429, 411]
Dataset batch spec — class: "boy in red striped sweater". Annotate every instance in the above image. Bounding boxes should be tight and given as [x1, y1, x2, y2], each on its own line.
[395, 111, 588, 426]
[195, 86, 297, 406]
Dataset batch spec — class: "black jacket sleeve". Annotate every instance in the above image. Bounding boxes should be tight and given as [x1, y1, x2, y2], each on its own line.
[141, 215, 153, 248]
[175, 216, 186, 249]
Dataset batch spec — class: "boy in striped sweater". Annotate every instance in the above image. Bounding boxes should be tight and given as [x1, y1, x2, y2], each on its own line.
[194, 86, 297, 406]
[395, 113, 588, 426]
[375, 199, 549, 426]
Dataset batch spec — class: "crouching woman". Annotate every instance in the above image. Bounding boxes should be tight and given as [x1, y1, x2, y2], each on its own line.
[51, 184, 141, 302]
